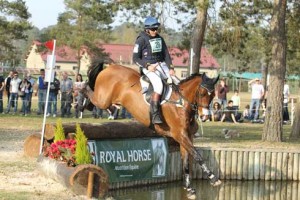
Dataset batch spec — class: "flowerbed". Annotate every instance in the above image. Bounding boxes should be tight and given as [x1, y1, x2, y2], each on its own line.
[44, 139, 76, 166]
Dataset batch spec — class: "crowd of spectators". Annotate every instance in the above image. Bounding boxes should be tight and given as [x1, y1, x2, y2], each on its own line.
[0, 70, 132, 120]
[200, 77, 290, 124]
[0, 70, 291, 123]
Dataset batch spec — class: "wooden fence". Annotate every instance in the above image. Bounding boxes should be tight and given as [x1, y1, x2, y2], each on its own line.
[110, 147, 300, 190]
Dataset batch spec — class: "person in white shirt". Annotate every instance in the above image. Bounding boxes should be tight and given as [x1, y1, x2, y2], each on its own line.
[5, 72, 21, 114]
[231, 89, 241, 115]
[248, 78, 264, 120]
[283, 79, 290, 122]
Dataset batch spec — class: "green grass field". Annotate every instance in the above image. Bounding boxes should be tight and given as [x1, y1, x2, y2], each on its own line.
[0, 91, 298, 150]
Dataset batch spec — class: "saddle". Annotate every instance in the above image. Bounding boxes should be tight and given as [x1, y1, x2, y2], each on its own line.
[140, 75, 173, 105]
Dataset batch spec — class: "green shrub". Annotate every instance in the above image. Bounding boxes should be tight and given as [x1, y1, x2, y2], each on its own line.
[54, 118, 65, 142]
[75, 123, 92, 164]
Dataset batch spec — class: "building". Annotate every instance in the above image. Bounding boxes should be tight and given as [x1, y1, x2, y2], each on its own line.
[24, 41, 219, 79]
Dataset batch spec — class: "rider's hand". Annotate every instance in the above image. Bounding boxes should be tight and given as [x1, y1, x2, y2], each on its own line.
[169, 68, 175, 76]
[148, 63, 158, 72]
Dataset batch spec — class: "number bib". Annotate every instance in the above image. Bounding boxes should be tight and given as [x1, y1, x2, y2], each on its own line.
[149, 38, 162, 53]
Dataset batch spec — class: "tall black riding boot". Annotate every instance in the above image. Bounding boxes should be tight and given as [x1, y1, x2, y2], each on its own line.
[150, 101, 163, 124]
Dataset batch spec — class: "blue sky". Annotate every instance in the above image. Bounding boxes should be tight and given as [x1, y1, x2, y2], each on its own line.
[25, 0, 65, 29]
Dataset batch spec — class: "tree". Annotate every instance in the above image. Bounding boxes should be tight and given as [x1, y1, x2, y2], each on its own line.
[290, 101, 300, 138]
[45, 0, 116, 72]
[190, 0, 209, 75]
[286, 0, 300, 75]
[262, 0, 287, 142]
[0, 0, 31, 67]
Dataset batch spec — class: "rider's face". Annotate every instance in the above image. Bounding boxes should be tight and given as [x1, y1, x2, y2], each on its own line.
[148, 28, 158, 37]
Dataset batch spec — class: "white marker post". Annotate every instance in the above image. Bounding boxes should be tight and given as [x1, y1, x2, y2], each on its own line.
[39, 40, 56, 154]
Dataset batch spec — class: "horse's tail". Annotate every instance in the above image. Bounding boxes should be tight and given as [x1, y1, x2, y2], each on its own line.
[87, 59, 105, 91]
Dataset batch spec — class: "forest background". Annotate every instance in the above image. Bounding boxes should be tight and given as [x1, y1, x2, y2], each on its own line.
[0, 0, 299, 77]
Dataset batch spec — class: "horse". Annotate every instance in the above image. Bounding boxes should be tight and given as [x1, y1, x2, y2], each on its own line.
[83, 60, 221, 199]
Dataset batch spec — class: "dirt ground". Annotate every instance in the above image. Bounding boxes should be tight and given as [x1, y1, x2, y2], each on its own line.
[0, 129, 90, 200]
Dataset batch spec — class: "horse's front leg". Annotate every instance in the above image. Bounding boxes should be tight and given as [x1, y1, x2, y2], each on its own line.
[180, 146, 196, 199]
[176, 131, 222, 187]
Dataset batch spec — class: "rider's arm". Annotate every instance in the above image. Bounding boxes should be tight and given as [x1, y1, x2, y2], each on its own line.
[133, 37, 149, 69]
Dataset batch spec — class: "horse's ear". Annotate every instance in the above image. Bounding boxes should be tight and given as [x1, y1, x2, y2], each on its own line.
[213, 75, 220, 84]
[202, 73, 208, 82]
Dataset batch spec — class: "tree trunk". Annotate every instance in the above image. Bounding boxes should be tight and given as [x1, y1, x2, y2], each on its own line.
[290, 100, 300, 138]
[190, 0, 209, 75]
[263, 0, 287, 141]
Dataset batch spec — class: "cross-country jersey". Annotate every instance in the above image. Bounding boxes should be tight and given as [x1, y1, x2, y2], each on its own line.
[132, 31, 173, 68]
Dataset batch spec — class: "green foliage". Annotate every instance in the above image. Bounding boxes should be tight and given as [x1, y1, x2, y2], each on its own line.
[41, 0, 116, 72]
[0, 0, 32, 66]
[53, 119, 65, 142]
[75, 123, 92, 165]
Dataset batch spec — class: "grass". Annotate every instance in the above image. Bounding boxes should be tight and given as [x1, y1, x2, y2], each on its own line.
[0, 92, 298, 150]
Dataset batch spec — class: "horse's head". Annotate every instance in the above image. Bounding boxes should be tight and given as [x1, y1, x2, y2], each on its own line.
[196, 73, 219, 116]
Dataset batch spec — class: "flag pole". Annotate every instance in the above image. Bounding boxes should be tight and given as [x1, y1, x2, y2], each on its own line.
[39, 39, 56, 154]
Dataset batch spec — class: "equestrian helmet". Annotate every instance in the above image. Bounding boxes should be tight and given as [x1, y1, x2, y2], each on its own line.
[144, 17, 160, 29]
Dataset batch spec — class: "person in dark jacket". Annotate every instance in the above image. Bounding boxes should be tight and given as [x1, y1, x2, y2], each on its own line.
[46, 72, 60, 117]
[132, 16, 175, 124]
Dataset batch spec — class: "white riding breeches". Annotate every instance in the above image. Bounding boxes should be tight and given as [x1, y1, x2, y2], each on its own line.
[142, 62, 171, 95]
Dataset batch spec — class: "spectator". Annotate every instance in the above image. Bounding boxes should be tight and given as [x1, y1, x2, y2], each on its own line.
[26, 73, 35, 113]
[73, 74, 85, 118]
[60, 72, 73, 117]
[283, 79, 290, 123]
[201, 108, 210, 122]
[248, 78, 264, 121]
[4, 71, 14, 107]
[19, 77, 32, 116]
[215, 78, 229, 109]
[231, 89, 240, 115]
[220, 100, 238, 124]
[120, 107, 132, 119]
[211, 102, 222, 122]
[243, 105, 251, 120]
[93, 106, 103, 119]
[0, 73, 4, 113]
[46, 72, 60, 118]
[36, 69, 47, 115]
[5, 72, 21, 115]
[107, 104, 120, 120]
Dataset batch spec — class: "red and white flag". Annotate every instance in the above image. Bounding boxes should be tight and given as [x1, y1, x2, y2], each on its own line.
[44, 40, 54, 51]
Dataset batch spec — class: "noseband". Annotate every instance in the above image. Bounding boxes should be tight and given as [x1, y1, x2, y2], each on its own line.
[194, 84, 214, 110]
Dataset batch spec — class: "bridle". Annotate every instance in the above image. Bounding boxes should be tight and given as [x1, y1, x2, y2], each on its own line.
[167, 83, 214, 113]
[194, 85, 214, 109]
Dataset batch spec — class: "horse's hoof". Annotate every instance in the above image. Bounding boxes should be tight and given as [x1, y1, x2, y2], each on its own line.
[186, 188, 196, 199]
[211, 179, 222, 186]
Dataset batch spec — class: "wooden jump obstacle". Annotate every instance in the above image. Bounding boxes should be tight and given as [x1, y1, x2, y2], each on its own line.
[25, 121, 300, 198]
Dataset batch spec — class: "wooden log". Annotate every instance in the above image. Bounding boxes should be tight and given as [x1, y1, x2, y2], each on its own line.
[37, 155, 109, 198]
[24, 133, 43, 158]
[44, 121, 179, 150]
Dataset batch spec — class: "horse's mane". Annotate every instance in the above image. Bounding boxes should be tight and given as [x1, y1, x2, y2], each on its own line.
[179, 73, 202, 85]
[87, 58, 112, 91]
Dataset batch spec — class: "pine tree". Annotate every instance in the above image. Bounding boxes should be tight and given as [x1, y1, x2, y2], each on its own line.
[53, 119, 65, 142]
[75, 123, 91, 165]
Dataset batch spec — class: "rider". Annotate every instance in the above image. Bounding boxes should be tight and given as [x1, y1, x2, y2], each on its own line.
[132, 16, 175, 124]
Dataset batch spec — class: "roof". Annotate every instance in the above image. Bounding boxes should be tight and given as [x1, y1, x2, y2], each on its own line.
[102, 44, 134, 64]
[30, 41, 219, 68]
[102, 44, 220, 69]
[169, 47, 220, 68]
[41, 45, 79, 63]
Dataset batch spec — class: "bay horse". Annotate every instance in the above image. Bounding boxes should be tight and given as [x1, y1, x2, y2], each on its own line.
[83, 60, 221, 198]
